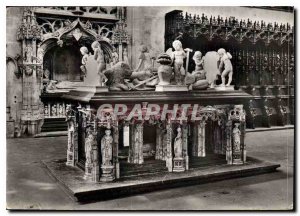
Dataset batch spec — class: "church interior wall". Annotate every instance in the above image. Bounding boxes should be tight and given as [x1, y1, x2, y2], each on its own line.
[6, 7, 23, 130]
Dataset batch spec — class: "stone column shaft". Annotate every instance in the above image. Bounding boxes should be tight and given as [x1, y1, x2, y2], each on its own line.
[66, 115, 76, 166]
[226, 120, 233, 164]
[197, 121, 206, 157]
[155, 125, 163, 160]
[128, 123, 144, 164]
[166, 123, 173, 172]
[182, 124, 188, 170]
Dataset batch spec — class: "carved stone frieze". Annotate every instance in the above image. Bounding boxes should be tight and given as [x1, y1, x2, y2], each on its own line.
[171, 11, 293, 46]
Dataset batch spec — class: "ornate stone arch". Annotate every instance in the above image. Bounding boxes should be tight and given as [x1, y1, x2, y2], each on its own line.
[36, 18, 115, 65]
[15, 6, 130, 136]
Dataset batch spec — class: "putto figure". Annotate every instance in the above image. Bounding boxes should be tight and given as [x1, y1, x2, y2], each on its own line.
[171, 40, 186, 85]
[217, 48, 233, 87]
[91, 41, 107, 86]
[185, 51, 209, 90]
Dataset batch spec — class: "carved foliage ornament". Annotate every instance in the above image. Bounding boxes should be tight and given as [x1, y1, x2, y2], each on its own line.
[17, 7, 43, 41]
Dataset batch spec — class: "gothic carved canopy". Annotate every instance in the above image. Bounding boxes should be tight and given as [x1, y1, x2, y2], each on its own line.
[16, 6, 131, 73]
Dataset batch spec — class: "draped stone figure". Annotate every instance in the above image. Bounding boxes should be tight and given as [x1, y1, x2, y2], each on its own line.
[173, 126, 185, 172]
[84, 128, 98, 181]
[232, 123, 241, 152]
[85, 131, 93, 165]
[174, 127, 183, 158]
[101, 129, 113, 166]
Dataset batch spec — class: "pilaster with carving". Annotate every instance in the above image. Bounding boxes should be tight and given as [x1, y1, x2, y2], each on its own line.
[17, 7, 44, 136]
[97, 108, 118, 182]
[197, 121, 206, 157]
[165, 121, 173, 172]
[227, 105, 246, 165]
[112, 124, 120, 179]
[65, 105, 77, 166]
[82, 108, 100, 182]
[182, 123, 189, 170]
[128, 122, 144, 164]
[155, 123, 164, 160]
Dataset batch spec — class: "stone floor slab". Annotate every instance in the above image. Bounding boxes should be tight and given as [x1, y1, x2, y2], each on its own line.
[43, 157, 280, 203]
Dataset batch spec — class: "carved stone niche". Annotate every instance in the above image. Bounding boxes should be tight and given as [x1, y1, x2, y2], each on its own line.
[43, 44, 82, 81]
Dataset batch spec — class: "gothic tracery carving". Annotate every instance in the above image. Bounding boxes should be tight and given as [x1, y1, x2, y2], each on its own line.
[168, 11, 293, 46]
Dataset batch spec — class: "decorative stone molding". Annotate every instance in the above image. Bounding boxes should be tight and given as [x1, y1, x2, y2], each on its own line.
[168, 11, 293, 46]
[17, 7, 43, 41]
[65, 105, 77, 166]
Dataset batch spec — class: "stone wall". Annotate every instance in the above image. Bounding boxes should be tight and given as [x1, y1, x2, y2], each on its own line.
[126, 6, 294, 70]
[6, 7, 24, 134]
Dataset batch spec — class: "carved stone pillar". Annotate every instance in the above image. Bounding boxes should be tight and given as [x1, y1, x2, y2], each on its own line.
[192, 121, 206, 157]
[197, 121, 206, 157]
[128, 123, 144, 164]
[17, 7, 44, 136]
[192, 123, 198, 157]
[92, 135, 100, 182]
[165, 122, 173, 172]
[213, 123, 222, 154]
[231, 123, 243, 164]
[240, 121, 247, 162]
[182, 124, 189, 170]
[155, 124, 163, 160]
[225, 120, 233, 164]
[220, 120, 227, 155]
[66, 108, 77, 166]
[226, 105, 246, 165]
[162, 131, 168, 161]
[113, 124, 120, 179]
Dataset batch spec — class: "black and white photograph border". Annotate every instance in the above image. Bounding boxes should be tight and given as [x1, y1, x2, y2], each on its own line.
[3, 0, 297, 212]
